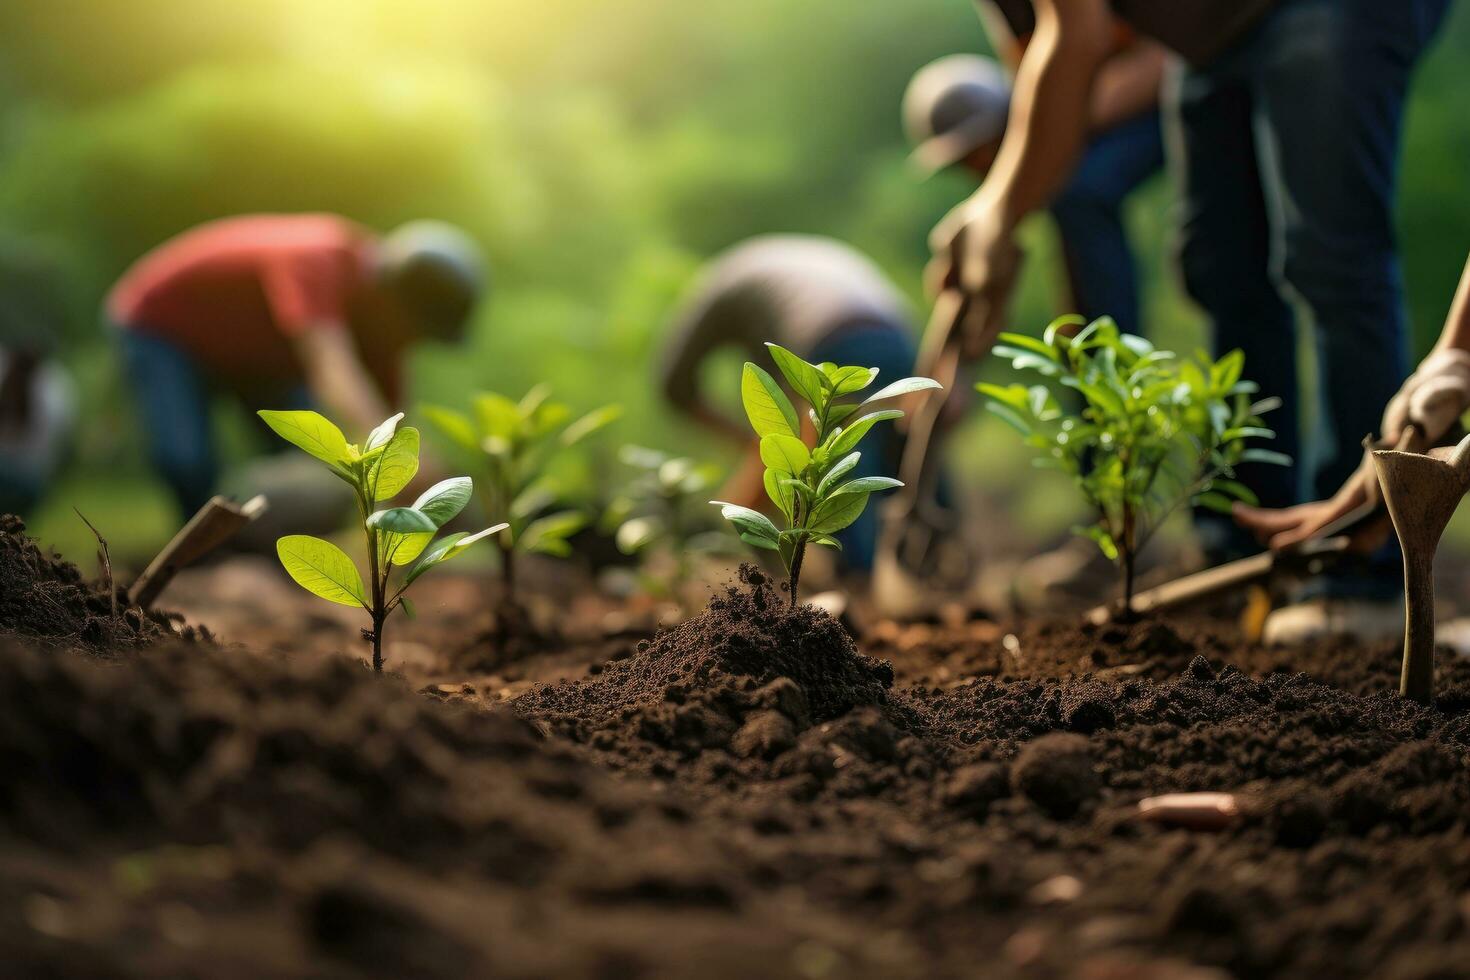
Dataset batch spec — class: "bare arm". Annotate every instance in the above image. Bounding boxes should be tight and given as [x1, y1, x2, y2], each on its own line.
[1088, 39, 1167, 132]
[290, 326, 394, 437]
[1431, 252, 1470, 355]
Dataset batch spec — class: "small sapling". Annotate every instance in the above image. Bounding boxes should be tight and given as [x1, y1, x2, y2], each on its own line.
[420, 386, 619, 611]
[980, 316, 1288, 614]
[714, 344, 941, 607]
[258, 409, 505, 672]
[605, 445, 734, 599]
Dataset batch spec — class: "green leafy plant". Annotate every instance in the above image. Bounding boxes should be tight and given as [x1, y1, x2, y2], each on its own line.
[604, 445, 733, 598]
[258, 409, 505, 672]
[979, 316, 1289, 613]
[420, 385, 619, 609]
[713, 343, 941, 607]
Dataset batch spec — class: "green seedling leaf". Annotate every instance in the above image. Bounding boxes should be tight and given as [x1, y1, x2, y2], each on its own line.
[765, 344, 827, 407]
[828, 410, 903, 457]
[862, 376, 942, 405]
[258, 410, 351, 469]
[1195, 490, 1235, 514]
[830, 476, 902, 496]
[994, 332, 1060, 360]
[808, 490, 869, 535]
[759, 433, 811, 475]
[367, 426, 420, 501]
[276, 535, 367, 608]
[419, 405, 480, 454]
[616, 516, 664, 554]
[474, 391, 521, 442]
[520, 511, 588, 557]
[764, 469, 795, 520]
[1241, 448, 1292, 467]
[816, 451, 861, 496]
[405, 524, 508, 585]
[829, 366, 880, 396]
[413, 477, 473, 526]
[562, 404, 622, 446]
[367, 507, 438, 534]
[711, 501, 780, 547]
[400, 597, 417, 620]
[365, 412, 405, 452]
[385, 530, 435, 566]
[741, 363, 800, 438]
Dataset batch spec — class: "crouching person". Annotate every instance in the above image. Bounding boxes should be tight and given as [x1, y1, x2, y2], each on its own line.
[659, 235, 919, 573]
[107, 213, 486, 533]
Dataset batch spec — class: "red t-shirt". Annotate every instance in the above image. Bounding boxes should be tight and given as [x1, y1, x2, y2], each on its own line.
[108, 214, 398, 396]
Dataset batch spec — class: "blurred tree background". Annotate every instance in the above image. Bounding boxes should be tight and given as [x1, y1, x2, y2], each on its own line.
[1, 0, 1467, 563]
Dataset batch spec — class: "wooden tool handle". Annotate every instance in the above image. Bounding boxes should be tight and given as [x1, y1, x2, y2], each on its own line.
[132, 495, 268, 608]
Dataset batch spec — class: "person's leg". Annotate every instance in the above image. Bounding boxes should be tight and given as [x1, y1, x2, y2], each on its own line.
[1172, 61, 1300, 560]
[1252, 0, 1450, 598]
[118, 331, 218, 518]
[1049, 110, 1165, 337]
[806, 320, 918, 572]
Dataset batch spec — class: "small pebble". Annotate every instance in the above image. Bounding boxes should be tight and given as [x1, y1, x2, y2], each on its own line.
[1137, 792, 1240, 831]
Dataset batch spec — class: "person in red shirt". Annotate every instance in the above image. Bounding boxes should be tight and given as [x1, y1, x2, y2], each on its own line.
[109, 213, 486, 517]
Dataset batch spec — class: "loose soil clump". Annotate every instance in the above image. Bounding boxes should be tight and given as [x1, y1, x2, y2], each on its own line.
[0, 515, 208, 652]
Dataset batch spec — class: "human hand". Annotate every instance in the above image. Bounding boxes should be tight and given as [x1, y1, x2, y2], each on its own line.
[928, 199, 1022, 361]
[1231, 465, 1387, 553]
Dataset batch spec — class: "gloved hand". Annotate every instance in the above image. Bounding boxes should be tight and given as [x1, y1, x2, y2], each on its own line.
[1379, 348, 1470, 449]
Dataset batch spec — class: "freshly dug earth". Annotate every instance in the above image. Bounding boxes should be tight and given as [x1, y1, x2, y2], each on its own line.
[6, 537, 1470, 977]
[0, 515, 210, 652]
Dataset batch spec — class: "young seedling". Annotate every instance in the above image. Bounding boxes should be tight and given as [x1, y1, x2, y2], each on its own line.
[980, 316, 1288, 615]
[258, 409, 505, 672]
[713, 344, 941, 607]
[1371, 432, 1470, 704]
[420, 386, 619, 613]
[605, 445, 734, 599]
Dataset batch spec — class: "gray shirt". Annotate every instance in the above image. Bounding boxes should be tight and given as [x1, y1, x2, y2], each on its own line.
[660, 235, 912, 410]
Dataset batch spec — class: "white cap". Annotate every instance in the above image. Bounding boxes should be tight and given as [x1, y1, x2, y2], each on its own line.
[902, 54, 1012, 177]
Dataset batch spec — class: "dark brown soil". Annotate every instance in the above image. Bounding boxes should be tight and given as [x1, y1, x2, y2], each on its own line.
[0, 515, 210, 652]
[6, 534, 1470, 979]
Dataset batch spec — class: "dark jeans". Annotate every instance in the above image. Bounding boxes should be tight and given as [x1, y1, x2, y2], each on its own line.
[1173, 0, 1450, 598]
[1051, 110, 1165, 338]
[120, 330, 311, 518]
[808, 319, 920, 572]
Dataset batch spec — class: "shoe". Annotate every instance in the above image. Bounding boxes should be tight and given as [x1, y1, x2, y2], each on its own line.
[1262, 597, 1404, 646]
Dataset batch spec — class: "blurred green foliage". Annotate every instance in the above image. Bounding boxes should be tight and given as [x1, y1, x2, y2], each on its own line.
[0, 0, 1466, 563]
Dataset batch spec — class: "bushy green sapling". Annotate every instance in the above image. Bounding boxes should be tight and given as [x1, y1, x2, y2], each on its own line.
[420, 385, 619, 608]
[979, 316, 1289, 613]
[258, 410, 505, 672]
[605, 445, 734, 598]
[714, 344, 941, 607]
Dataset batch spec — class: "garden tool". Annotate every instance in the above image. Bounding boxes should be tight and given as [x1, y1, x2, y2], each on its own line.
[1371, 430, 1470, 704]
[132, 494, 269, 609]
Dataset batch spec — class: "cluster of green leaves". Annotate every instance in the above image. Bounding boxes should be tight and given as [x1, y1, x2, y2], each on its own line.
[714, 343, 940, 603]
[258, 409, 504, 671]
[979, 316, 1288, 603]
[604, 446, 734, 595]
[420, 386, 619, 592]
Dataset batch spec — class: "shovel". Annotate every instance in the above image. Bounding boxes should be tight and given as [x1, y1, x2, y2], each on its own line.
[1371, 431, 1470, 704]
[131, 494, 269, 609]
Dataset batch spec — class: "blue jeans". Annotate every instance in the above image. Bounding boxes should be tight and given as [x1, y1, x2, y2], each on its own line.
[1051, 111, 1165, 338]
[1174, 0, 1449, 598]
[120, 330, 312, 518]
[808, 319, 919, 571]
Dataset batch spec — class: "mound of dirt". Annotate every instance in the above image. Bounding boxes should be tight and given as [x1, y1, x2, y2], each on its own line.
[514, 566, 895, 777]
[0, 515, 208, 652]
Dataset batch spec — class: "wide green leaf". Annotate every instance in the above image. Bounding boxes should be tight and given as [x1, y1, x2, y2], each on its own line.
[808, 491, 869, 535]
[276, 535, 367, 608]
[367, 427, 420, 501]
[765, 344, 827, 407]
[862, 376, 942, 405]
[474, 392, 521, 442]
[413, 477, 473, 526]
[827, 410, 902, 457]
[828, 366, 880, 397]
[258, 410, 351, 469]
[367, 506, 438, 534]
[741, 363, 800, 438]
[816, 451, 861, 496]
[764, 469, 795, 521]
[711, 501, 780, 546]
[830, 476, 902, 496]
[384, 530, 435, 566]
[759, 433, 811, 475]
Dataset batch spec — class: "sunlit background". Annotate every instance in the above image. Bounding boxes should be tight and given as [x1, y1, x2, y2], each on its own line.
[3, 0, 1469, 567]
